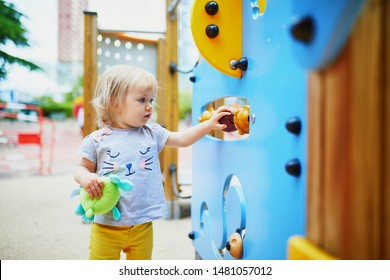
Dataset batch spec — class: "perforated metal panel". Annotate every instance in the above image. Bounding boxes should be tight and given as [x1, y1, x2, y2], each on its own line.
[97, 33, 158, 77]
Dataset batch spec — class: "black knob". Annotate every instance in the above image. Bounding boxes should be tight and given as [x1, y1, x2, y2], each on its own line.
[189, 76, 196, 83]
[236, 57, 248, 71]
[205, 1, 219, 15]
[290, 16, 314, 43]
[226, 241, 231, 251]
[206, 24, 219, 38]
[169, 62, 177, 74]
[188, 231, 195, 240]
[285, 117, 301, 135]
[285, 159, 301, 177]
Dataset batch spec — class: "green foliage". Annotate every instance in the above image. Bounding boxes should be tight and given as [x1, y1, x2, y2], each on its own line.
[31, 75, 84, 119]
[179, 90, 192, 120]
[0, 0, 42, 80]
[34, 95, 73, 119]
[68, 75, 83, 100]
[64, 91, 74, 103]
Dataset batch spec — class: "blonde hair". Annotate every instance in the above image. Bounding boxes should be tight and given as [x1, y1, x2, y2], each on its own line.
[92, 65, 158, 128]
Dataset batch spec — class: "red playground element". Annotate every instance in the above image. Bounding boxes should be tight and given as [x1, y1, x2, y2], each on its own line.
[0, 103, 55, 175]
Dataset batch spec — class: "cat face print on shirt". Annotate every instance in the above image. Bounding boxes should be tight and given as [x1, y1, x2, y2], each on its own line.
[102, 147, 154, 176]
[92, 127, 155, 177]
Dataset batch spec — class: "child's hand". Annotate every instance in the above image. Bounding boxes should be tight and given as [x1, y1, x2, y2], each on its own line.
[208, 106, 232, 131]
[81, 173, 104, 199]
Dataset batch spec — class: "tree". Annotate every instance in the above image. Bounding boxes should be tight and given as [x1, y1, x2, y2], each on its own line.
[0, 0, 41, 81]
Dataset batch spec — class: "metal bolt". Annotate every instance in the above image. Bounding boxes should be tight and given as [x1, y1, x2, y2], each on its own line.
[250, 113, 255, 124]
[229, 60, 238, 70]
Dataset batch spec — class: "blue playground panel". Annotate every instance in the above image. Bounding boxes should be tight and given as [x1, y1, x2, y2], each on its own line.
[189, 0, 365, 260]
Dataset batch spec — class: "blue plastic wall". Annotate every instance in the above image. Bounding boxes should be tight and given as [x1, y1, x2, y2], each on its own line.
[191, 0, 306, 260]
[189, 0, 365, 260]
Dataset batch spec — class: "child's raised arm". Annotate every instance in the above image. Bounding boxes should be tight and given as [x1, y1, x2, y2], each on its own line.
[165, 106, 231, 148]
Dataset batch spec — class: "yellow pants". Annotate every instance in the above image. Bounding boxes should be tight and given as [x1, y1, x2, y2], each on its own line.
[89, 222, 153, 260]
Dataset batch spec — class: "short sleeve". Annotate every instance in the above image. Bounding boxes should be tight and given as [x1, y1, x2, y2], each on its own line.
[150, 124, 169, 152]
[77, 134, 97, 163]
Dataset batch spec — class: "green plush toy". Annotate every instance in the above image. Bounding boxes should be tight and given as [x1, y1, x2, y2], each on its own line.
[72, 174, 133, 221]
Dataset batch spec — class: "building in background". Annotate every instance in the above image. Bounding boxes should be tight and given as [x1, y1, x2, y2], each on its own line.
[57, 0, 88, 87]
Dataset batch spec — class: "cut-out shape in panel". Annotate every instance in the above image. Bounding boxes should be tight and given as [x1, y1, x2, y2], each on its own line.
[198, 201, 225, 259]
[224, 174, 246, 259]
[194, 174, 247, 259]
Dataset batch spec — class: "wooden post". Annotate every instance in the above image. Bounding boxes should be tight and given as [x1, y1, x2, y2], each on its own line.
[307, 0, 389, 259]
[159, 0, 179, 218]
[157, 38, 166, 126]
[83, 11, 98, 136]
[384, 0, 390, 260]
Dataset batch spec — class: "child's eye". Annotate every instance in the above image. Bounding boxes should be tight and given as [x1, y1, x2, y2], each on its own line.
[138, 98, 145, 103]
[150, 98, 154, 104]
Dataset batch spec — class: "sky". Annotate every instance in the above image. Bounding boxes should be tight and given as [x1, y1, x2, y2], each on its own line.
[5, 0, 58, 64]
[1, 0, 60, 101]
[88, 0, 165, 33]
[0, 0, 167, 101]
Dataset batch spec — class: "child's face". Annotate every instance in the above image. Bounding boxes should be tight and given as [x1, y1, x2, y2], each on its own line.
[113, 88, 155, 129]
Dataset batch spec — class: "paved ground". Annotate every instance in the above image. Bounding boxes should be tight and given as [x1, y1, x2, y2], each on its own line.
[0, 120, 195, 260]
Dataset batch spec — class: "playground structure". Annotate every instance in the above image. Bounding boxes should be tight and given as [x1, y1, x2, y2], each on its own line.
[83, 1, 184, 219]
[188, 0, 389, 260]
[0, 102, 55, 175]
[81, 0, 389, 259]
